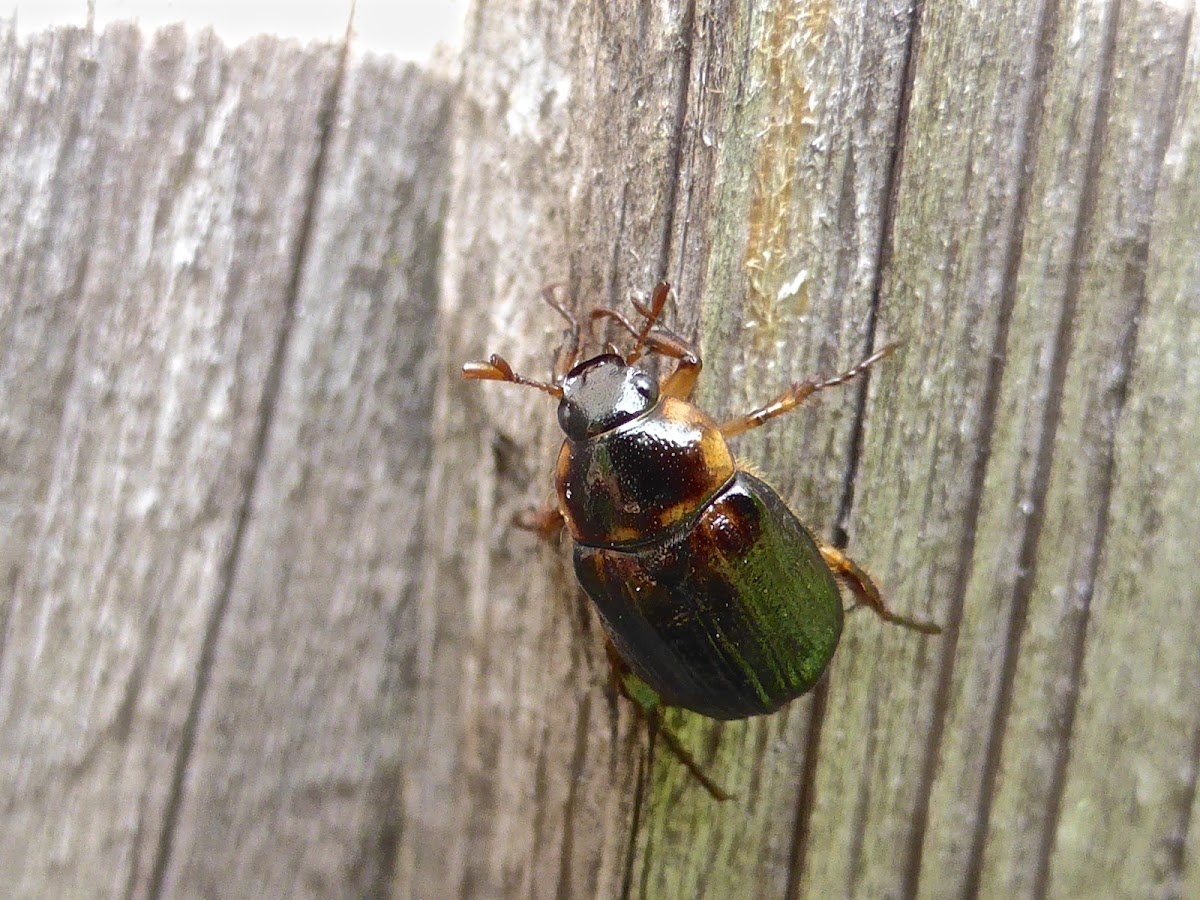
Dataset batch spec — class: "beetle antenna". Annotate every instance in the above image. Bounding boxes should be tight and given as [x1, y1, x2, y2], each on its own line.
[461, 354, 563, 398]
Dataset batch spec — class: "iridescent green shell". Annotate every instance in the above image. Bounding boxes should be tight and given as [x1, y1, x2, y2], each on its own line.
[573, 471, 843, 719]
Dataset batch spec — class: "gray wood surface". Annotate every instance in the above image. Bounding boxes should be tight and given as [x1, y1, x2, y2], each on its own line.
[2, 2, 1199, 898]
[0, 20, 451, 899]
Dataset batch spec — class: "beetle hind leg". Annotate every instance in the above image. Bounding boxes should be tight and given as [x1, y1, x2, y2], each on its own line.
[603, 641, 733, 801]
[819, 544, 941, 635]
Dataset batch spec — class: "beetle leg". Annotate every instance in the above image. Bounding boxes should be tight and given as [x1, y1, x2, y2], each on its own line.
[719, 343, 898, 437]
[589, 309, 704, 399]
[603, 641, 733, 801]
[625, 282, 705, 398]
[818, 544, 942, 635]
[588, 282, 670, 362]
[651, 333, 703, 401]
[541, 283, 583, 380]
[624, 281, 671, 362]
[513, 505, 565, 540]
[647, 711, 734, 802]
[587, 285, 705, 400]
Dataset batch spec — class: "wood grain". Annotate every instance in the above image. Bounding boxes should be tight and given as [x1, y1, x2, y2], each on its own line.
[156, 55, 453, 898]
[3, 2, 1199, 897]
[0, 21, 452, 898]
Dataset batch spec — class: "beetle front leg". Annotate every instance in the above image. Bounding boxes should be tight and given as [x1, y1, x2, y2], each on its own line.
[818, 544, 941, 635]
[513, 505, 565, 540]
[719, 343, 897, 437]
[650, 332, 703, 401]
[589, 282, 704, 400]
[603, 640, 733, 801]
[589, 326, 700, 399]
[539, 283, 585, 380]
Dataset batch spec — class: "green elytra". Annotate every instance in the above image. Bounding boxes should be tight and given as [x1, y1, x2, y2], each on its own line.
[463, 282, 940, 797]
[574, 469, 844, 718]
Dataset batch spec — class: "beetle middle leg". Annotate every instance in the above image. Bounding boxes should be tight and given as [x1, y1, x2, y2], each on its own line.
[603, 640, 733, 801]
[539, 283, 584, 380]
[719, 343, 898, 438]
[818, 543, 941, 635]
[513, 504, 565, 540]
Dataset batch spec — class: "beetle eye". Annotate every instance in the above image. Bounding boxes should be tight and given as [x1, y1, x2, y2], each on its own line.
[632, 372, 658, 403]
[557, 398, 588, 440]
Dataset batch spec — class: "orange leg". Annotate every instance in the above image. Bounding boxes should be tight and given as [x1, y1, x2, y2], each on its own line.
[651, 332, 702, 401]
[626, 281, 671, 362]
[513, 505, 566, 540]
[719, 343, 897, 438]
[818, 544, 941, 635]
[590, 281, 704, 401]
[540, 283, 584, 380]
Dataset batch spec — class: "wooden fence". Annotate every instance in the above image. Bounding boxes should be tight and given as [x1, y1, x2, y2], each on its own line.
[2, 2, 1198, 897]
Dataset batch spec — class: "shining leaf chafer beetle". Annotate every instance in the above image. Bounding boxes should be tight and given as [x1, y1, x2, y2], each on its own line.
[463, 282, 940, 799]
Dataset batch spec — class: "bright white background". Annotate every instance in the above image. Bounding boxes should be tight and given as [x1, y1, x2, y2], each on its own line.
[6, 1, 466, 60]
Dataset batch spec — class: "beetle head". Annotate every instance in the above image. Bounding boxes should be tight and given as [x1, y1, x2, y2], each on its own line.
[557, 354, 659, 440]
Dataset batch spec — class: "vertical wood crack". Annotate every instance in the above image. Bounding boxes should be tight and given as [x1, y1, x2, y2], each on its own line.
[1168, 6, 1199, 854]
[554, 696, 593, 900]
[656, 0, 698, 282]
[784, 676, 830, 897]
[1178, 713, 1200, 884]
[623, 3, 699, 887]
[141, 26, 352, 900]
[1031, 10, 1192, 894]
[786, 0, 926, 893]
[902, 0, 1064, 896]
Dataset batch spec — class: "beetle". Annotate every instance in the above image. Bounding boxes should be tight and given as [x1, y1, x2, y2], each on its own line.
[463, 281, 939, 797]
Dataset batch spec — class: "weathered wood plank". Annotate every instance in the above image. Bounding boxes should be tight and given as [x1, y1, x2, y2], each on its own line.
[399, 0, 931, 897]
[973, 4, 1194, 898]
[396, 3, 716, 892]
[0, 22, 340, 896]
[800, 2, 1060, 894]
[5, 3, 1200, 898]
[155, 57, 453, 897]
[1022, 8, 1200, 899]
[420, 0, 1200, 897]
[916, 1, 1192, 897]
[633, 3, 921, 898]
